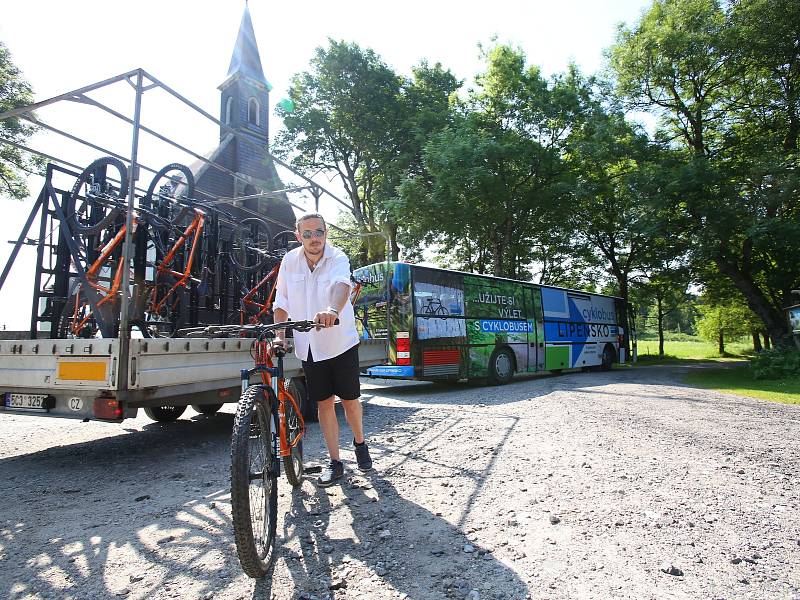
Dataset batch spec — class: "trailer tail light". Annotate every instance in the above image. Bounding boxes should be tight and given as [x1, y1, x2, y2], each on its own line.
[396, 332, 411, 365]
[94, 398, 123, 421]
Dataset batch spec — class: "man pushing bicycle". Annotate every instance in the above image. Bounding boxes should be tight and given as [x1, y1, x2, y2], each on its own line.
[271, 212, 373, 486]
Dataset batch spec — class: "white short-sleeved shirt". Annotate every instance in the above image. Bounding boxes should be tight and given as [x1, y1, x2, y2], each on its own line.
[272, 243, 359, 362]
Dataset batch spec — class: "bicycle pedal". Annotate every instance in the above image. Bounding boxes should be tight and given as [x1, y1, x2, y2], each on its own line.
[304, 465, 322, 474]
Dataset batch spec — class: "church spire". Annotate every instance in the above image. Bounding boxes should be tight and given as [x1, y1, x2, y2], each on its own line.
[225, 3, 271, 90]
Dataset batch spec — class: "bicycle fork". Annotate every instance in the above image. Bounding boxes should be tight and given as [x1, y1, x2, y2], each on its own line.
[241, 365, 281, 479]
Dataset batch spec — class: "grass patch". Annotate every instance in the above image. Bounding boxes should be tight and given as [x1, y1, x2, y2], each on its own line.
[683, 365, 800, 405]
[635, 338, 753, 362]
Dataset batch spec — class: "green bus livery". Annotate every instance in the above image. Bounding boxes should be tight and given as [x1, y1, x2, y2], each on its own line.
[353, 262, 630, 384]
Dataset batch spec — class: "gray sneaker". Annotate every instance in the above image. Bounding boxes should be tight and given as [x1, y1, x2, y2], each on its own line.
[317, 460, 344, 487]
[354, 440, 373, 472]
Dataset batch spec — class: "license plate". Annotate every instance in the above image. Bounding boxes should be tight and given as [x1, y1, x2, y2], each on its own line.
[5, 393, 48, 411]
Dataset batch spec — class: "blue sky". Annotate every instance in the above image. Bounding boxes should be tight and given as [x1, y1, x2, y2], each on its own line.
[0, 0, 652, 329]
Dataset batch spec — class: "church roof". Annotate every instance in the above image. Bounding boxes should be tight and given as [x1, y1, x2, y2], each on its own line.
[225, 4, 271, 90]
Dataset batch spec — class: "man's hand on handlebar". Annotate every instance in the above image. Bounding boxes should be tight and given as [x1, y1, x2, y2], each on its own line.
[313, 309, 339, 329]
[270, 337, 288, 357]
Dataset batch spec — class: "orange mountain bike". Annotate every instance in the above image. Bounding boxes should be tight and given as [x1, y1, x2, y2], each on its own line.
[184, 319, 327, 578]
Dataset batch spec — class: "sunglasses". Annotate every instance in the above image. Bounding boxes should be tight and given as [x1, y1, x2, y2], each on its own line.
[300, 228, 326, 240]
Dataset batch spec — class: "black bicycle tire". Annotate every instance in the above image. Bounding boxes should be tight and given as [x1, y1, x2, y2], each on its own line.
[282, 380, 305, 488]
[68, 157, 128, 235]
[231, 385, 278, 579]
[144, 162, 196, 204]
[228, 218, 273, 273]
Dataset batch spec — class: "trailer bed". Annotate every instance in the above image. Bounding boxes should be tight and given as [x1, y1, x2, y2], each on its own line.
[0, 338, 388, 421]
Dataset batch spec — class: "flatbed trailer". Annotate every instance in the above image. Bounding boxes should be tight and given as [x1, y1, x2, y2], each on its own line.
[0, 337, 388, 422]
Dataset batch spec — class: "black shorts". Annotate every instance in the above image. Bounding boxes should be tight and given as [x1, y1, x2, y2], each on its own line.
[302, 344, 361, 403]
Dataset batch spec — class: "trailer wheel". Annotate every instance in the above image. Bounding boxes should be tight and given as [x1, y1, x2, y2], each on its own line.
[192, 403, 223, 416]
[291, 377, 317, 423]
[601, 345, 615, 371]
[144, 405, 187, 422]
[488, 347, 515, 385]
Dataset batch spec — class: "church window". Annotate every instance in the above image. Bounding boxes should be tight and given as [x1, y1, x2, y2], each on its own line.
[225, 97, 233, 125]
[248, 97, 260, 126]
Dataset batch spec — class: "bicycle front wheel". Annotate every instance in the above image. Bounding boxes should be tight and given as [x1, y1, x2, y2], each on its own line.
[231, 385, 278, 578]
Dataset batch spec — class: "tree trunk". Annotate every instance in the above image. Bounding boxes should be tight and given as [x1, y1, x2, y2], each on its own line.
[718, 331, 725, 355]
[752, 331, 762, 352]
[387, 221, 400, 261]
[657, 296, 665, 356]
[715, 257, 790, 347]
[763, 331, 771, 350]
[492, 240, 503, 277]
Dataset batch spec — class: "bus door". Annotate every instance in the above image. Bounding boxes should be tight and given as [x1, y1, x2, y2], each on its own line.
[524, 286, 545, 371]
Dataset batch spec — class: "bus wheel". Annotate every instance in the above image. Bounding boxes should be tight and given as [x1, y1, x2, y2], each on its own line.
[192, 403, 223, 416]
[144, 405, 187, 422]
[601, 345, 615, 371]
[488, 347, 515, 385]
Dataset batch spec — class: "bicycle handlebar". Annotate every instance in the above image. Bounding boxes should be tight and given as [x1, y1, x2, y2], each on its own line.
[177, 319, 339, 339]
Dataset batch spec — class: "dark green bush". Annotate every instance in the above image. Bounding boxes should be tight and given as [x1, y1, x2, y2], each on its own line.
[749, 347, 800, 380]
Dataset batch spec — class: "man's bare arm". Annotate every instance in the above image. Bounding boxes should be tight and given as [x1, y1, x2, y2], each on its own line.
[314, 282, 350, 328]
[273, 307, 288, 346]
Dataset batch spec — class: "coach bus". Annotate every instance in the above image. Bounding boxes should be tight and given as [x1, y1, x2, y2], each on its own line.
[352, 262, 631, 384]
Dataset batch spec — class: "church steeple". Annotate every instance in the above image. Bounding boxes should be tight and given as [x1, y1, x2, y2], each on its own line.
[219, 3, 271, 143]
[224, 3, 271, 91]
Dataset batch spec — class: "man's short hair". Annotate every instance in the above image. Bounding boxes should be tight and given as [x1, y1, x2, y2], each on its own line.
[296, 212, 326, 230]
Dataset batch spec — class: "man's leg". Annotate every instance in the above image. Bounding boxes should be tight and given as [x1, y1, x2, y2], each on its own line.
[342, 397, 372, 471]
[341, 398, 364, 444]
[317, 395, 340, 461]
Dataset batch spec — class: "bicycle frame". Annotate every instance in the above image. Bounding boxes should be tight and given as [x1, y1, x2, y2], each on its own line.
[65, 207, 207, 337]
[239, 262, 280, 325]
[241, 338, 304, 462]
[150, 209, 206, 313]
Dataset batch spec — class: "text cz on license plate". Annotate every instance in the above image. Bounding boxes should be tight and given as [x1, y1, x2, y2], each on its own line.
[5, 393, 48, 410]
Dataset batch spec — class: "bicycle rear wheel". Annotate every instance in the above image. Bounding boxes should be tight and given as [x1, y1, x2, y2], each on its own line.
[144, 162, 196, 206]
[228, 218, 273, 272]
[282, 380, 305, 488]
[231, 385, 278, 578]
[68, 157, 128, 235]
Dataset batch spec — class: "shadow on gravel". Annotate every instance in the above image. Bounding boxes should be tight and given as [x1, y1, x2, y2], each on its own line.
[0, 396, 528, 600]
[260, 471, 527, 600]
[0, 413, 245, 600]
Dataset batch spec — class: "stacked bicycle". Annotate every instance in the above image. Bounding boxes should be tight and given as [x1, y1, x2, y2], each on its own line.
[57, 157, 285, 338]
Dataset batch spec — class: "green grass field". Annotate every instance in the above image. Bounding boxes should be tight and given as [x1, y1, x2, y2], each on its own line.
[683, 366, 800, 405]
[635, 338, 752, 360]
[633, 337, 800, 404]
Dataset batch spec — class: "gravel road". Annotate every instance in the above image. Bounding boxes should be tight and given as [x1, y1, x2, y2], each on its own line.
[1, 363, 798, 600]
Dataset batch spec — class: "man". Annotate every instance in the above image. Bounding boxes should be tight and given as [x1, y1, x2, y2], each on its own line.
[272, 213, 372, 486]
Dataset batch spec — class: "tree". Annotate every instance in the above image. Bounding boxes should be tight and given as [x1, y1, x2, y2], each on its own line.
[0, 41, 41, 200]
[632, 263, 692, 355]
[696, 300, 752, 354]
[275, 40, 405, 263]
[396, 45, 579, 278]
[609, 0, 800, 346]
[564, 75, 686, 309]
[275, 41, 460, 264]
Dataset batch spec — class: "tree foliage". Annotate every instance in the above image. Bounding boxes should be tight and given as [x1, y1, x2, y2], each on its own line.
[609, 0, 800, 345]
[396, 45, 580, 279]
[0, 41, 41, 200]
[275, 40, 460, 263]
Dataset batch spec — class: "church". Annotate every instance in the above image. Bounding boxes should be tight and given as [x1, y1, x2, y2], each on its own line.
[192, 3, 295, 238]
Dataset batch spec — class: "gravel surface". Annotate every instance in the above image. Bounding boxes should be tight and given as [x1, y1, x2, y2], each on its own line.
[1, 362, 799, 600]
